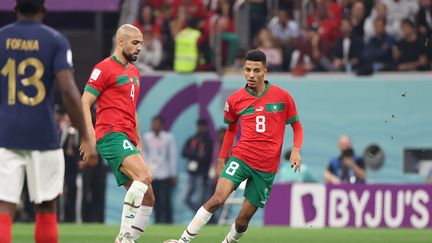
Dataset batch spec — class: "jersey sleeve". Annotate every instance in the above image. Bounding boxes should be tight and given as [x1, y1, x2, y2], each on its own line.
[285, 92, 299, 124]
[84, 64, 108, 97]
[53, 34, 73, 73]
[223, 95, 238, 124]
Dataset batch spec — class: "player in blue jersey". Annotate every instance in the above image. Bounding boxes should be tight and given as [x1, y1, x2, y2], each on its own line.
[0, 1, 97, 242]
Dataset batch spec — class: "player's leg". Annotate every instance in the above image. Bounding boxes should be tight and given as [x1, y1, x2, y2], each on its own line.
[222, 164, 275, 243]
[34, 199, 58, 243]
[174, 157, 249, 243]
[175, 177, 234, 243]
[117, 153, 153, 239]
[129, 184, 155, 241]
[26, 149, 65, 243]
[221, 199, 257, 243]
[0, 201, 16, 243]
[0, 148, 31, 243]
[95, 132, 153, 241]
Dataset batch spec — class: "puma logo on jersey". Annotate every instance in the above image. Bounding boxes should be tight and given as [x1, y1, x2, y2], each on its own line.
[90, 68, 101, 81]
[255, 106, 264, 112]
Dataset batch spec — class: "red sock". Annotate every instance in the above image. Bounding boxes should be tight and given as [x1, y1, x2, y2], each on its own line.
[35, 213, 58, 243]
[0, 214, 12, 243]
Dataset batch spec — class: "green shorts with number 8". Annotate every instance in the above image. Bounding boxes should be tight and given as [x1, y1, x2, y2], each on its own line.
[96, 132, 140, 186]
[221, 156, 276, 208]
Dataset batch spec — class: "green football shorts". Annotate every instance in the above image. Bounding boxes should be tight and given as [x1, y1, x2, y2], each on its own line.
[96, 132, 140, 186]
[221, 156, 276, 208]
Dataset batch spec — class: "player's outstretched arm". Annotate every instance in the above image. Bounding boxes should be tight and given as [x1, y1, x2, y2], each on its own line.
[290, 120, 304, 173]
[216, 122, 238, 177]
[56, 70, 98, 168]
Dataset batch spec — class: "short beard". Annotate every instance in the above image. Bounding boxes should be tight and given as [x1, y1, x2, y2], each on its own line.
[122, 50, 137, 62]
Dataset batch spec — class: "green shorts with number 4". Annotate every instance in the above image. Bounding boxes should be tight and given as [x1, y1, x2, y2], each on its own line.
[96, 132, 140, 186]
[221, 156, 276, 208]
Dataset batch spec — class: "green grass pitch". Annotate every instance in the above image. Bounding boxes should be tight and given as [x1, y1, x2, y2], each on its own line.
[12, 224, 432, 243]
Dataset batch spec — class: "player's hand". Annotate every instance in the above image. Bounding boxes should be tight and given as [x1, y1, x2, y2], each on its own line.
[290, 147, 302, 173]
[216, 157, 226, 178]
[79, 138, 98, 170]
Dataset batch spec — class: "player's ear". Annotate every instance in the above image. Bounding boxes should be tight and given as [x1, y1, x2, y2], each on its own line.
[117, 37, 124, 47]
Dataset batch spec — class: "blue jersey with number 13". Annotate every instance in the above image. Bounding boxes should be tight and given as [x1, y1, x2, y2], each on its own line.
[0, 20, 73, 150]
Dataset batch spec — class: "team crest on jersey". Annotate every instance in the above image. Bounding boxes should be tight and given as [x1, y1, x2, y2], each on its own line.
[224, 101, 229, 112]
[89, 68, 101, 82]
[266, 103, 285, 113]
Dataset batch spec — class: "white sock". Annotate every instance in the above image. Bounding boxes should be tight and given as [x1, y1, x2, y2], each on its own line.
[222, 223, 245, 243]
[120, 181, 149, 235]
[130, 205, 153, 240]
[179, 206, 213, 242]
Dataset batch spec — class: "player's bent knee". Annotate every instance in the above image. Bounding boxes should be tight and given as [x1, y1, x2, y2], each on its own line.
[135, 171, 153, 185]
[35, 198, 57, 214]
[209, 194, 226, 208]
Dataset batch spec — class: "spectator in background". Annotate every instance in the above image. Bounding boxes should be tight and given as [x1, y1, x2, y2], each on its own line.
[135, 29, 163, 72]
[291, 24, 329, 73]
[349, 0, 367, 39]
[174, 18, 202, 73]
[132, 4, 161, 39]
[182, 118, 214, 212]
[307, 0, 342, 50]
[362, 17, 396, 72]
[324, 135, 366, 184]
[416, 0, 432, 41]
[363, 0, 388, 42]
[268, 9, 300, 47]
[267, 8, 301, 70]
[170, 0, 206, 20]
[331, 18, 363, 72]
[143, 115, 177, 224]
[215, 0, 239, 67]
[248, 0, 268, 41]
[254, 28, 284, 71]
[392, 19, 430, 71]
[382, 0, 418, 40]
[170, 5, 188, 38]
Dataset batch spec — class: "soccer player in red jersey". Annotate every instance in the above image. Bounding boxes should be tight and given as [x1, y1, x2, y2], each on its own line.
[165, 49, 304, 243]
[81, 24, 154, 243]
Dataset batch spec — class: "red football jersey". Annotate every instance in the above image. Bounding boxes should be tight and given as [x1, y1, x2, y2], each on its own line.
[84, 55, 141, 145]
[224, 81, 299, 173]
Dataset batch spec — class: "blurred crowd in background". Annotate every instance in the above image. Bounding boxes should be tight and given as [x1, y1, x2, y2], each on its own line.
[130, 0, 432, 75]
